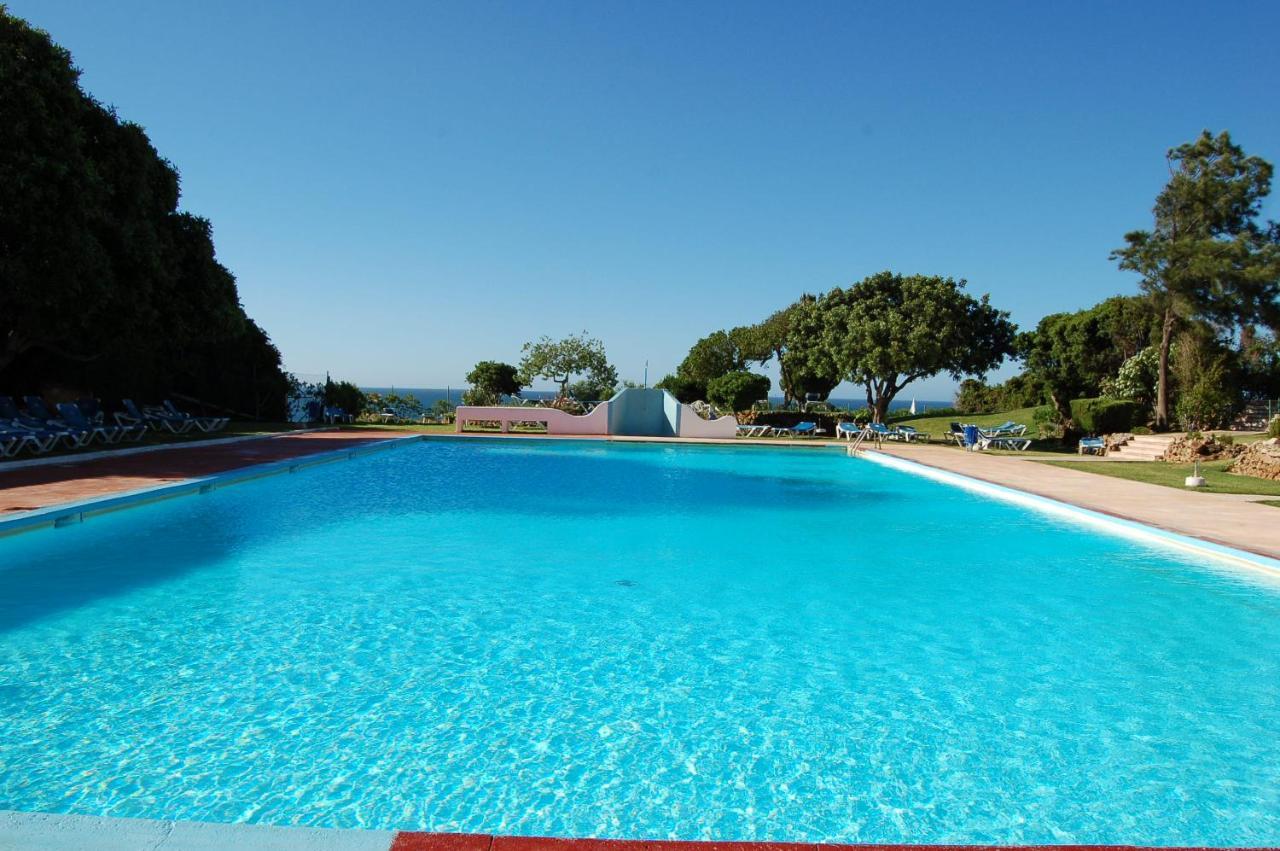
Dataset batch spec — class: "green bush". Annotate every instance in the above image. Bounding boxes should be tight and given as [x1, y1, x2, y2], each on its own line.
[1132, 425, 1152, 435]
[654, 374, 704, 403]
[1174, 370, 1236, 431]
[323, 378, 367, 416]
[1268, 416, 1280, 439]
[1069, 397, 1139, 434]
[706, 371, 771, 413]
[1032, 404, 1062, 439]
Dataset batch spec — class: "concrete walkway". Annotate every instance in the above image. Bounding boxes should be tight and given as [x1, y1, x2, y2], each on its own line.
[873, 443, 1280, 560]
[0, 811, 1256, 851]
[0, 430, 411, 516]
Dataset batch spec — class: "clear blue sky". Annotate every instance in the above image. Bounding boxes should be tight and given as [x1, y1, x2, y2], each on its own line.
[13, 1, 1280, 400]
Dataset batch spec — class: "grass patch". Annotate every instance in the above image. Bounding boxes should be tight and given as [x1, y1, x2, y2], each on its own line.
[1258, 500, 1280, 509]
[1039, 458, 1280, 497]
[342, 422, 457, 434]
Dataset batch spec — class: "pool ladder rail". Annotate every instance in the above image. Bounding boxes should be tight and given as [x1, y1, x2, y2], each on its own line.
[846, 425, 881, 456]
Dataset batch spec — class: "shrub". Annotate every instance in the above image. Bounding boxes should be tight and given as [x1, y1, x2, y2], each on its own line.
[1102, 346, 1159, 412]
[461, 387, 497, 406]
[1174, 363, 1236, 431]
[1132, 425, 1152, 435]
[954, 375, 1044, 414]
[655, 374, 704, 403]
[1069, 397, 1139, 435]
[1032, 405, 1062, 439]
[706, 371, 771, 413]
[1268, 415, 1280, 439]
[323, 379, 367, 416]
[547, 395, 583, 415]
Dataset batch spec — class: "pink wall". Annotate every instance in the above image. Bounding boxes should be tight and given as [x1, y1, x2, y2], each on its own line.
[454, 404, 610, 435]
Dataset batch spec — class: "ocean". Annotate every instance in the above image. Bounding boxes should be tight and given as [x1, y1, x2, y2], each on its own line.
[364, 387, 951, 412]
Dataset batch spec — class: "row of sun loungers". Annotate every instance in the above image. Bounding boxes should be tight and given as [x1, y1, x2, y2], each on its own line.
[0, 395, 227, 459]
[944, 421, 1032, 451]
[737, 419, 814, 437]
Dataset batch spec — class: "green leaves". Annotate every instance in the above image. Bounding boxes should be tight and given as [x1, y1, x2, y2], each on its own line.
[1112, 129, 1280, 426]
[706, 371, 771, 414]
[465, 361, 522, 401]
[0, 10, 290, 417]
[518, 333, 613, 397]
[790, 272, 1016, 420]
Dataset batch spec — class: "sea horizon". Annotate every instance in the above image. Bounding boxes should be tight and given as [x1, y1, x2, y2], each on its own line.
[363, 387, 952, 411]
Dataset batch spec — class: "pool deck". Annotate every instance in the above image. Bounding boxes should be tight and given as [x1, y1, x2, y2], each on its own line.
[1, 811, 1268, 851]
[0, 429, 413, 517]
[869, 443, 1280, 561]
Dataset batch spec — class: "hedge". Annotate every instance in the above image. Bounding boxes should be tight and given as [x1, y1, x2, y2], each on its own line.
[1069, 397, 1139, 435]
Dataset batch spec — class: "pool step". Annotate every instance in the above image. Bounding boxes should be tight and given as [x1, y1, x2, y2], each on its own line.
[1108, 434, 1178, 462]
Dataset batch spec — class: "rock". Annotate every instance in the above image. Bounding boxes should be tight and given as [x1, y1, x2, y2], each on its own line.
[1229, 440, 1280, 481]
[1105, 432, 1133, 452]
[1160, 436, 1247, 463]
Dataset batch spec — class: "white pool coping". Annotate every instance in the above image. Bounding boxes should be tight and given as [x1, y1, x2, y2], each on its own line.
[862, 449, 1280, 575]
[0, 810, 394, 850]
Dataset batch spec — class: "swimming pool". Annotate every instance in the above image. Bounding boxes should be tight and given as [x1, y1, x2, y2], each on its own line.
[1, 438, 1277, 844]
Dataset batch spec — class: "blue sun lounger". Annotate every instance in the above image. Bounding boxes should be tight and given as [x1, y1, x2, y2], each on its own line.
[162, 400, 228, 432]
[57, 402, 122, 444]
[120, 399, 193, 434]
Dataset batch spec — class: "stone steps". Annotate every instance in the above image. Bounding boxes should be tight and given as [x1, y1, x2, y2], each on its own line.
[1107, 434, 1178, 462]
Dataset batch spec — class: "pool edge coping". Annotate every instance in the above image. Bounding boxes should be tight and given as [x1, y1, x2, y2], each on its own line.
[2, 811, 1273, 850]
[860, 449, 1280, 575]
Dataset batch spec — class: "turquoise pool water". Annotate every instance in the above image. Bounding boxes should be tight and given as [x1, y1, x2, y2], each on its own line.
[1, 439, 1278, 843]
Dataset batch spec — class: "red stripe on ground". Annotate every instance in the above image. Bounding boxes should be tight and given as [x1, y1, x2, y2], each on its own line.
[391, 833, 493, 851]
[391, 836, 1264, 851]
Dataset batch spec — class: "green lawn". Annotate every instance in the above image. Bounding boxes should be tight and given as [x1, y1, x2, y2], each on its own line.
[893, 406, 1040, 436]
[342, 422, 457, 434]
[1259, 500, 1280, 509]
[1039, 458, 1280, 497]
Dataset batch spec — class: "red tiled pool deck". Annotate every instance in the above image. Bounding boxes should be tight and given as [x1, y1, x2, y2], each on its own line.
[0, 429, 412, 517]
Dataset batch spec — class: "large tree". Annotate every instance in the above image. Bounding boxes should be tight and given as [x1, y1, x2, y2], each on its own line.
[465, 360, 522, 405]
[793, 272, 1016, 422]
[1112, 131, 1280, 428]
[0, 10, 290, 417]
[518, 332, 613, 398]
[734, 296, 840, 406]
[1019, 309, 1126, 433]
[655, 329, 749, 403]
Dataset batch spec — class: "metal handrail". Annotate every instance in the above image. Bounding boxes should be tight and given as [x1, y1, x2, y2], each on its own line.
[847, 425, 873, 455]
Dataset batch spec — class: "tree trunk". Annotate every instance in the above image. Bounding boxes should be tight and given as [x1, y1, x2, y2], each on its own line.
[774, 346, 792, 406]
[1050, 390, 1078, 442]
[1155, 307, 1175, 430]
[867, 379, 899, 423]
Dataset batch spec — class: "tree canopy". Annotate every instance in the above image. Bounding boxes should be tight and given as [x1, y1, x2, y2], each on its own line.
[0, 10, 290, 417]
[706, 371, 770, 413]
[791, 272, 1016, 421]
[464, 360, 522, 405]
[1112, 130, 1280, 426]
[518, 332, 614, 398]
[734, 297, 840, 405]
